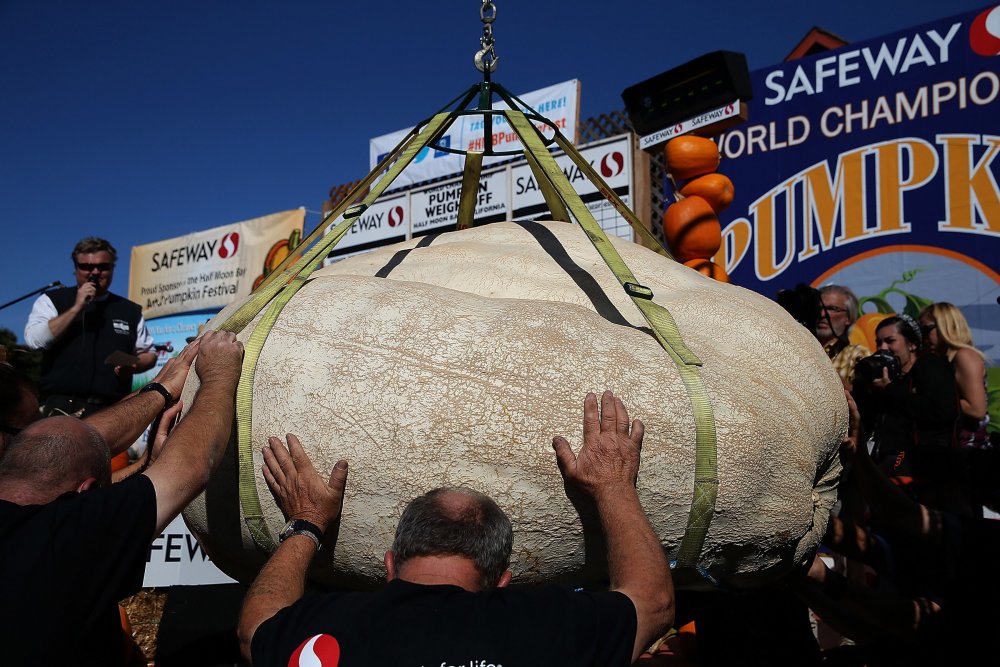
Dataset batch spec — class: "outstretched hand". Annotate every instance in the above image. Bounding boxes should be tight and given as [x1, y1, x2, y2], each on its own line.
[152, 338, 201, 399]
[552, 390, 644, 500]
[262, 434, 348, 533]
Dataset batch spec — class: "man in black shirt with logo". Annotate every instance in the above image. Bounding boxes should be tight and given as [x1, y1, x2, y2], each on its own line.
[239, 390, 674, 666]
[25, 237, 157, 417]
[0, 330, 243, 666]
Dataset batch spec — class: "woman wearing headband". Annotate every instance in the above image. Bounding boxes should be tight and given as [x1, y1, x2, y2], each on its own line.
[861, 314, 970, 515]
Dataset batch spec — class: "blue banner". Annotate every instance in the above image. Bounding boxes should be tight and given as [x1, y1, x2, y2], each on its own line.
[694, 5, 1000, 363]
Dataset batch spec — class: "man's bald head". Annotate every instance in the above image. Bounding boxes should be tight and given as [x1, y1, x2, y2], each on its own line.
[392, 487, 513, 589]
[0, 416, 111, 504]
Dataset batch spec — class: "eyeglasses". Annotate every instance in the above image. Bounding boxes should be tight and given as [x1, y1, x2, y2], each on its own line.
[75, 262, 114, 272]
[920, 323, 937, 335]
[821, 304, 848, 314]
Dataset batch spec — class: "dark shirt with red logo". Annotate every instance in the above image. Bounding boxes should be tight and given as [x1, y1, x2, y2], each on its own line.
[0, 475, 157, 666]
[251, 578, 636, 667]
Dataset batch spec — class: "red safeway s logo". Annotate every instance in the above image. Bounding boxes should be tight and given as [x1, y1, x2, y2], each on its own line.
[970, 5, 1000, 56]
[600, 151, 625, 178]
[388, 206, 405, 228]
[218, 232, 240, 258]
[289, 634, 340, 667]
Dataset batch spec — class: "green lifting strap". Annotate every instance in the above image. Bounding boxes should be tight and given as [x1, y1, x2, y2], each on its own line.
[457, 151, 483, 230]
[524, 149, 571, 223]
[504, 109, 719, 569]
[230, 112, 456, 551]
[552, 134, 672, 260]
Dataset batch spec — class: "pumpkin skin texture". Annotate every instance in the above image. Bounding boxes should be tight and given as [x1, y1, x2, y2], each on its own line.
[665, 136, 721, 181]
[678, 173, 735, 213]
[181, 221, 845, 592]
[663, 196, 722, 262]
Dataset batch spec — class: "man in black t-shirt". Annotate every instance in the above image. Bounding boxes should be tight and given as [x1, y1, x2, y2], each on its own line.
[239, 390, 674, 666]
[0, 330, 244, 667]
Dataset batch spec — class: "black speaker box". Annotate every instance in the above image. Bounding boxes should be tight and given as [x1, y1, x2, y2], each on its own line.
[622, 51, 752, 136]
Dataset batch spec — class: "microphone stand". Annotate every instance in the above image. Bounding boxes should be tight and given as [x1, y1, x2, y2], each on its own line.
[0, 281, 64, 312]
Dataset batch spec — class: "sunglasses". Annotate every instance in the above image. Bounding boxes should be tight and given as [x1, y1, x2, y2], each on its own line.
[920, 323, 937, 335]
[76, 262, 114, 272]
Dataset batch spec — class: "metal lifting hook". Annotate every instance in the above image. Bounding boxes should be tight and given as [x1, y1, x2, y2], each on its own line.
[474, 0, 498, 73]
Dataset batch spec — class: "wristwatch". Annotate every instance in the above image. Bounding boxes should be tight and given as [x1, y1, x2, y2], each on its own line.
[140, 381, 174, 406]
[279, 519, 324, 550]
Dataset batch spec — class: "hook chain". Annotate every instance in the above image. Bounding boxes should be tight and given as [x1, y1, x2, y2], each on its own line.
[475, 0, 498, 73]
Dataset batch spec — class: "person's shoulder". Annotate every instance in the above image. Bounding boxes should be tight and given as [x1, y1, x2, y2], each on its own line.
[953, 347, 986, 371]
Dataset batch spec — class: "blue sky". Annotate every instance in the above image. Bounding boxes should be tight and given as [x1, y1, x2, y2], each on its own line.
[0, 0, 991, 337]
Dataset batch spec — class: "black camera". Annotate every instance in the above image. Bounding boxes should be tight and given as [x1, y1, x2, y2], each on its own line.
[854, 350, 902, 383]
[776, 283, 823, 336]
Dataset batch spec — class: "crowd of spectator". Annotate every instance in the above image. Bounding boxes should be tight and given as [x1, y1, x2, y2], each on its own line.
[0, 238, 995, 666]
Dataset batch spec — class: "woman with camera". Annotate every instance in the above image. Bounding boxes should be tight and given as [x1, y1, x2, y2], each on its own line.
[918, 302, 989, 449]
[854, 315, 969, 515]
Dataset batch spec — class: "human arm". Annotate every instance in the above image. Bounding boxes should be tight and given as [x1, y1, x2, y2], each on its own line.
[840, 391, 941, 542]
[142, 330, 242, 533]
[110, 400, 183, 483]
[880, 356, 957, 425]
[238, 434, 349, 662]
[85, 339, 200, 455]
[115, 318, 158, 375]
[552, 391, 674, 664]
[953, 348, 987, 422]
[788, 554, 940, 643]
[25, 284, 99, 346]
[23, 294, 63, 349]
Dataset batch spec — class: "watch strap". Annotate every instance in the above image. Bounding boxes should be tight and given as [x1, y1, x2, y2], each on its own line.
[140, 381, 174, 406]
[280, 519, 324, 550]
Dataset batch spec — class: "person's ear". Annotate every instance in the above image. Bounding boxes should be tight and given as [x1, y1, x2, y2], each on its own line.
[384, 550, 397, 582]
[76, 477, 97, 493]
[496, 570, 512, 588]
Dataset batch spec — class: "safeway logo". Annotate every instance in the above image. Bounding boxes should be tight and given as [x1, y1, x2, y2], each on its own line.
[970, 5, 1000, 56]
[600, 151, 625, 178]
[218, 232, 240, 259]
[388, 206, 405, 227]
[290, 634, 340, 666]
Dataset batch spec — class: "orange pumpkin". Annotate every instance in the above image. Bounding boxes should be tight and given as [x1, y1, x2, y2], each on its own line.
[665, 135, 721, 181]
[663, 196, 721, 262]
[111, 451, 130, 472]
[683, 258, 730, 283]
[849, 312, 893, 351]
[678, 173, 734, 213]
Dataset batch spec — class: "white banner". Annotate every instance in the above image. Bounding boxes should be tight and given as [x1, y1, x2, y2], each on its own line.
[410, 169, 509, 234]
[370, 80, 580, 190]
[325, 133, 635, 263]
[511, 135, 634, 241]
[143, 514, 236, 587]
[639, 100, 742, 151]
[326, 193, 408, 252]
[129, 209, 304, 319]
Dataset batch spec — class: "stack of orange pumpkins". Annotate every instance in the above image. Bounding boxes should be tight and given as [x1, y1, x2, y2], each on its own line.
[662, 135, 732, 283]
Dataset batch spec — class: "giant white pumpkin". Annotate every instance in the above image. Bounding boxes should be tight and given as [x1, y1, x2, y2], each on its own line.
[181, 220, 846, 591]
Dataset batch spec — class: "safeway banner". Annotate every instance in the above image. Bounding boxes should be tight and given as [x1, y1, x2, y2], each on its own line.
[129, 209, 304, 319]
[370, 79, 580, 190]
[707, 5, 1000, 363]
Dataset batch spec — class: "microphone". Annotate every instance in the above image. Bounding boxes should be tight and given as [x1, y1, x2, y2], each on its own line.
[85, 274, 100, 302]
